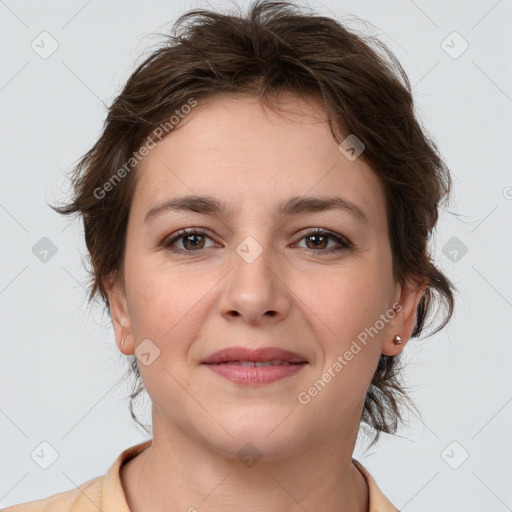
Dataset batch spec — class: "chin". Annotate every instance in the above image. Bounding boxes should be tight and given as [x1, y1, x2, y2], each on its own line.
[202, 407, 304, 462]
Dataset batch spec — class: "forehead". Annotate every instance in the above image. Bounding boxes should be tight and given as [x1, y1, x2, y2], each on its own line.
[132, 94, 387, 227]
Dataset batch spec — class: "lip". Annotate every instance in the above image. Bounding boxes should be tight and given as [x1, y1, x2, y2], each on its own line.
[201, 346, 308, 364]
[201, 346, 308, 386]
[204, 362, 307, 385]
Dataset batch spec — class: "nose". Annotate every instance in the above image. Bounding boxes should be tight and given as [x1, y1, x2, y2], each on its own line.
[218, 241, 291, 326]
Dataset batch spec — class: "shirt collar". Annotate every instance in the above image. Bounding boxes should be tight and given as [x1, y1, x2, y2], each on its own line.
[353, 458, 400, 511]
[102, 440, 398, 511]
[101, 439, 152, 510]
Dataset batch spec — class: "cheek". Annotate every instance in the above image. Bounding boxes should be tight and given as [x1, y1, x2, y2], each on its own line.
[304, 271, 391, 410]
[125, 247, 182, 320]
[308, 255, 394, 365]
[124, 253, 216, 356]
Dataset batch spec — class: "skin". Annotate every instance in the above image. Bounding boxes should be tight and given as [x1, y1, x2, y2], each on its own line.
[106, 93, 425, 512]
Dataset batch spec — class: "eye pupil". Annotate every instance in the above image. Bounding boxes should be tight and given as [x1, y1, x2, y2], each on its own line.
[186, 235, 204, 247]
[184, 234, 204, 249]
[306, 235, 328, 249]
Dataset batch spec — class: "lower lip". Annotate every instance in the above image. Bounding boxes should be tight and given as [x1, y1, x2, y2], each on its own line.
[203, 362, 307, 384]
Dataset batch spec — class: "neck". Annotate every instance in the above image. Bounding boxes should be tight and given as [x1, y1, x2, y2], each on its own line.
[121, 413, 369, 512]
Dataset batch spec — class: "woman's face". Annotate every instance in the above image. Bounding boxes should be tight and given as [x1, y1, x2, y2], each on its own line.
[108, 93, 423, 459]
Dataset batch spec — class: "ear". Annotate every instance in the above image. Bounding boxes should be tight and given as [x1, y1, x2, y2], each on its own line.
[381, 276, 427, 356]
[103, 274, 134, 355]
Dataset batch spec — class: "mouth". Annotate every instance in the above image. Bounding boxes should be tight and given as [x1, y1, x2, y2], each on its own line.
[201, 346, 308, 385]
[208, 360, 305, 367]
[201, 346, 308, 365]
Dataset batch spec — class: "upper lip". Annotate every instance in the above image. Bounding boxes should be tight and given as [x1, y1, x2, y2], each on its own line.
[201, 346, 308, 364]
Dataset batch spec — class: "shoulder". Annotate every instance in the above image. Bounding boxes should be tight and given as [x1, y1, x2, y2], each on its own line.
[352, 458, 400, 512]
[1, 475, 104, 512]
[1, 440, 152, 512]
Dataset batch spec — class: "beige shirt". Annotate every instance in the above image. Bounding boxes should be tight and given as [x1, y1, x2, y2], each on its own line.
[3, 440, 399, 511]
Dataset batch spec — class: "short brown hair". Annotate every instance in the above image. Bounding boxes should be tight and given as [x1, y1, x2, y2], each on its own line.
[53, 0, 455, 447]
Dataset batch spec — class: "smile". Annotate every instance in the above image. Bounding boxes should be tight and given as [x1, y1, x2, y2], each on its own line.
[215, 360, 293, 367]
[203, 360, 308, 384]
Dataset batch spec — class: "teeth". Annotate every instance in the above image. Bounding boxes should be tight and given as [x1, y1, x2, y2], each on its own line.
[221, 360, 291, 367]
[254, 360, 290, 367]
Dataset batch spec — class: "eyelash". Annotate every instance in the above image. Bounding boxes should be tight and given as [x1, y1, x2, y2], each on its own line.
[161, 227, 352, 254]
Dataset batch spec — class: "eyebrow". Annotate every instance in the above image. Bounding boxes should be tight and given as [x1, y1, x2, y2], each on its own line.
[144, 194, 369, 225]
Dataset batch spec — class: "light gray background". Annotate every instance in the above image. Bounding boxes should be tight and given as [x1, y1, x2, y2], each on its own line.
[1, 0, 511, 510]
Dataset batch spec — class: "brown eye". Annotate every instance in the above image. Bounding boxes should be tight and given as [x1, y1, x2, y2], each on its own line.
[304, 233, 329, 250]
[295, 229, 352, 253]
[162, 228, 215, 251]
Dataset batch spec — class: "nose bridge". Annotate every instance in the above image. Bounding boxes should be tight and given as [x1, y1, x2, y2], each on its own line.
[219, 231, 289, 323]
[232, 234, 276, 298]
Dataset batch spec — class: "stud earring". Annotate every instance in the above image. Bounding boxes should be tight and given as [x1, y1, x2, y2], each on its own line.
[392, 335, 402, 345]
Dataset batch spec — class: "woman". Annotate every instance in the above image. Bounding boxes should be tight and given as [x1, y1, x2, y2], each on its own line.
[4, 1, 454, 511]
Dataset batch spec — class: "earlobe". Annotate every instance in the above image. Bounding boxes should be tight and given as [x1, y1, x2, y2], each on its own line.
[382, 278, 427, 356]
[119, 334, 133, 355]
[104, 274, 134, 355]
